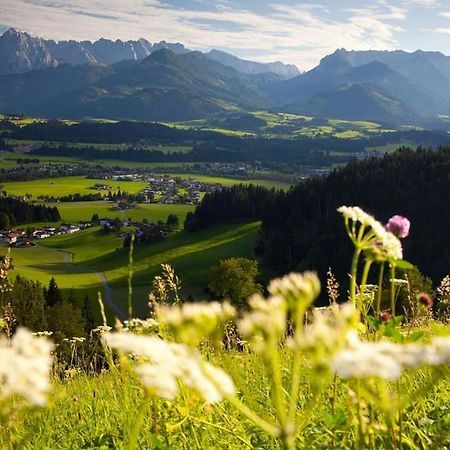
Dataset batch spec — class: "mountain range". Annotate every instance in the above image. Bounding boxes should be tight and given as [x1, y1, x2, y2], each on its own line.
[0, 28, 298, 78]
[1, 28, 450, 126]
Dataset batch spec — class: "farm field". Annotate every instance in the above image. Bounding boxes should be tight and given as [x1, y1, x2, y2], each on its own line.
[54, 201, 195, 224]
[2, 176, 147, 197]
[164, 173, 292, 190]
[169, 111, 395, 139]
[0, 151, 199, 169]
[2, 174, 291, 200]
[5, 139, 193, 154]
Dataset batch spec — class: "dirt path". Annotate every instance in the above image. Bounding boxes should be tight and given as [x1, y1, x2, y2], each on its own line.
[52, 247, 126, 319]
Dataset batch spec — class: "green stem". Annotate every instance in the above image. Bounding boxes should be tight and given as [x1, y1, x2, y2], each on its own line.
[225, 394, 279, 437]
[350, 248, 362, 304]
[268, 340, 287, 429]
[355, 381, 365, 450]
[287, 308, 307, 425]
[390, 264, 396, 317]
[127, 395, 151, 450]
[127, 233, 135, 320]
[358, 259, 373, 312]
[376, 263, 385, 316]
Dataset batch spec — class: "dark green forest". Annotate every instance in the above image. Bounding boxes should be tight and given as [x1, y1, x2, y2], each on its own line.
[186, 146, 450, 284]
[0, 196, 60, 226]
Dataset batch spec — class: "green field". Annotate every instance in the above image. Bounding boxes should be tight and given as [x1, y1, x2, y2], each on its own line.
[0, 244, 103, 302]
[2, 176, 147, 197]
[55, 201, 195, 224]
[39, 222, 260, 315]
[5, 139, 193, 154]
[165, 173, 292, 190]
[2, 174, 290, 200]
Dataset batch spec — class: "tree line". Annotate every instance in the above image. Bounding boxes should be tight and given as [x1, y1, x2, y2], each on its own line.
[0, 196, 60, 227]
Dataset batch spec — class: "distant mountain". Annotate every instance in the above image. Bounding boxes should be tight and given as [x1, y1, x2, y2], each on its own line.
[0, 28, 298, 78]
[0, 63, 114, 112]
[0, 49, 274, 121]
[0, 28, 58, 75]
[0, 28, 189, 74]
[302, 83, 418, 124]
[331, 49, 450, 102]
[2, 30, 450, 126]
[267, 49, 450, 124]
[206, 49, 300, 78]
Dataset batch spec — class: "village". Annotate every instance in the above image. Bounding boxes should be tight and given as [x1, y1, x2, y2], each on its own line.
[0, 221, 91, 247]
[89, 173, 223, 206]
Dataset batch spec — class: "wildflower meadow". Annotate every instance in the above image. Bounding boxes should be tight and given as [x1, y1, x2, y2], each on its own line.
[2, 206, 450, 449]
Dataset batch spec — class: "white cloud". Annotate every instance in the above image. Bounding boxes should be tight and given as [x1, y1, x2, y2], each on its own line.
[0, 0, 408, 69]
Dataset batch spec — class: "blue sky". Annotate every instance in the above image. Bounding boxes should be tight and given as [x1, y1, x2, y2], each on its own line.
[2, 0, 450, 69]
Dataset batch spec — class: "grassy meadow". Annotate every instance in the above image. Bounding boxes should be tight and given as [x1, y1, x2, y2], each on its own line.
[4, 342, 450, 449]
[2, 176, 147, 197]
[0, 243, 103, 304]
[55, 202, 195, 224]
[39, 222, 260, 315]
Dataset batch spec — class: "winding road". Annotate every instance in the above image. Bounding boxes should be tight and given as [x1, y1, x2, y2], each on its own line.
[54, 247, 126, 319]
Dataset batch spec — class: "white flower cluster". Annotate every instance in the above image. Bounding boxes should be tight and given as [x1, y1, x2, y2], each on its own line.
[104, 332, 235, 403]
[0, 328, 54, 406]
[238, 294, 287, 353]
[123, 318, 158, 333]
[332, 334, 450, 380]
[338, 206, 377, 226]
[297, 303, 359, 357]
[268, 271, 321, 312]
[63, 337, 86, 344]
[90, 325, 112, 337]
[337, 206, 403, 261]
[157, 302, 235, 346]
[437, 275, 450, 299]
[32, 331, 53, 337]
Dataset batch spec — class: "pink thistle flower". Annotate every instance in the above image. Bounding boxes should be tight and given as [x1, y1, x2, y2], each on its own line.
[386, 215, 410, 239]
[417, 292, 433, 308]
[379, 310, 392, 322]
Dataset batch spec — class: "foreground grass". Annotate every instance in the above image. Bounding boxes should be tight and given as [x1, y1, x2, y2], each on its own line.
[4, 345, 450, 449]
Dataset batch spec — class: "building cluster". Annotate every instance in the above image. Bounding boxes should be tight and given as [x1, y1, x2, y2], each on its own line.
[141, 175, 222, 205]
[0, 221, 91, 247]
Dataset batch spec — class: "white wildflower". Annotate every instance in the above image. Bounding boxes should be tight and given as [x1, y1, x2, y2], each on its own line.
[338, 206, 377, 226]
[298, 303, 359, 357]
[268, 271, 321, 312]
[238, 294, 287, 353]
[123, 318, 158, 333]
[90, 325, 112, 338]
[157, 301, 235, 346]
[32, 331, 53, 337]
[104, 332, 234, 403]
[331, 335, 450, 380]
[0, 328, 54, 406]
[338, 205, 403, 261]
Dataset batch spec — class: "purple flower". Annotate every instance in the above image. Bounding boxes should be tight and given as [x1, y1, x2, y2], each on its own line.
[386, 215, 410, 239]
[417, 292, 433, 308]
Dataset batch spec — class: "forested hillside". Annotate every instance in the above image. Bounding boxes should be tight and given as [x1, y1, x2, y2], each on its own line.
[186, 147, 450, 283]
